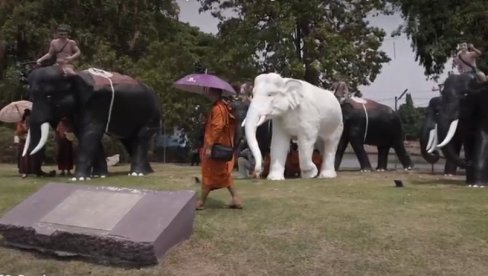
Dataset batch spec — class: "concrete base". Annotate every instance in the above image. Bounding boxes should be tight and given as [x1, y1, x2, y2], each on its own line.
[0, 183, 196, 266]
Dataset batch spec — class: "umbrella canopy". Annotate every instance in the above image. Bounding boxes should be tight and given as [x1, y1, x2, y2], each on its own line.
[174, 73, 236, 96]
[0, 100, 32, 123]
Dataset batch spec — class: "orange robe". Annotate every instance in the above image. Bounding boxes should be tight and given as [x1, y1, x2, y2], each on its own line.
[312, 151, 322, 173]
[285, 150, 300, 178]
[200, 100, 236, 190]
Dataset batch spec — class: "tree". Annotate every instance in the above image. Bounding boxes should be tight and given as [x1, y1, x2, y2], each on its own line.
[398, 93, 423, 140]
[391, 0, 488, 79]
[198, 0, 392, 88]
[0, 1, 232, 158]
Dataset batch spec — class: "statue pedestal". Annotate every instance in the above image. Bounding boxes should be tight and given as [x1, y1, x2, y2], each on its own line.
[0, 183, 196, 266]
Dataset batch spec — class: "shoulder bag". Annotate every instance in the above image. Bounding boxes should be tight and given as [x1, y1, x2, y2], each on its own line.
[210, 104, 237, 161]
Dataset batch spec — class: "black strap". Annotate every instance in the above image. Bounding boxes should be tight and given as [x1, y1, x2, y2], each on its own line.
[458, 53, 477, 71]
[57, 40, 69, 53]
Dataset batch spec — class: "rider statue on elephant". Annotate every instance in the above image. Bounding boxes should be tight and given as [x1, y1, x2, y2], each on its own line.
[452, 42, 486, 83]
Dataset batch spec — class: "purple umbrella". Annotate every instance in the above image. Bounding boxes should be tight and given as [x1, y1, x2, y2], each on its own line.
[174, 73, 236, 96]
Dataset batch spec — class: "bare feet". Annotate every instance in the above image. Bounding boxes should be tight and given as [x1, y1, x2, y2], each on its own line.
[228, 197, 243, 209]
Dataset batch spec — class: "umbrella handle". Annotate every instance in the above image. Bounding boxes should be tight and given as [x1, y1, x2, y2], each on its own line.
[14, 104, 21, 116]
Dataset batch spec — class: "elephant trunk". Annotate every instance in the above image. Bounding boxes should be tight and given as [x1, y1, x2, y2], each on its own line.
[437, 118, 466, 168]
[244, 105, 265, 177]
[420, 122, 440, 164]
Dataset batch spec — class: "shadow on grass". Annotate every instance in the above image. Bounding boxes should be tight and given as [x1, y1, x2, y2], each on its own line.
[408, 177, 466, 187]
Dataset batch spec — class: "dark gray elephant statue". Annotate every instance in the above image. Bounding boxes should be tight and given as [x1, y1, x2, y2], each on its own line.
[24, 65, 161, 180]
[420, 96, 462, 175]
[432, 73, 488, 186]
[333, 82, 413, 171]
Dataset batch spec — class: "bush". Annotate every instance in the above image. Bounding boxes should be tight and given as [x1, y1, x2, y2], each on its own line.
[0, 125, 18, 163]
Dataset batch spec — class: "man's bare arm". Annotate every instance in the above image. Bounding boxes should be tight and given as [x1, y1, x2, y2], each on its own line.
[468, 43, 482, 57]
[67, 41, 81, 62]
[36, 41, 56, 64]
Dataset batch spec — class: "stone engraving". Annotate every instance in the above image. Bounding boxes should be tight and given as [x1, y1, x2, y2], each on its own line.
[41, 190, 143, 231]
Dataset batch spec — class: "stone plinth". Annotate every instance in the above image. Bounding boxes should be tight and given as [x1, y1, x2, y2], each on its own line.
[0, 183, 196, 266]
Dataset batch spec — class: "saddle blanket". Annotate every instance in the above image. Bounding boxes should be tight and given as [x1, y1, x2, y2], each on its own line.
[82, 68, 139, 91]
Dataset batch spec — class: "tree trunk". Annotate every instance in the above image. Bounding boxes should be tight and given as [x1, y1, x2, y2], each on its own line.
[298, 19, 319, 86]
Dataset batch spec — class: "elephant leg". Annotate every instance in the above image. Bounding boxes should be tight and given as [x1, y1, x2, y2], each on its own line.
[444, 141, 461, 175]
[74, 124, 105, 180]
[318, 126, 342, 178]
[91, 142, 108, 177]
[297, 136, 318, 179]
[376, 146, 389, 171]
[349, 137, 372, 171]
[334, 135, 349, 170]
[464, 132, 475, 184]
[471, 131, 488, 186]
[267, 122, 290, 180]
[393, 141, 413, 170]
[129, 126, 155, 175]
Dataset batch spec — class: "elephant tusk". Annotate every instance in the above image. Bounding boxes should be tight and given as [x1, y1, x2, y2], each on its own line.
[426, 124, 438, 153]
[22, 130, 31, 157]
[241, 118, 246, 127]
[436, 119, 458, 148]
[30, 122, 50, 155]
[256, 115, 267, 127]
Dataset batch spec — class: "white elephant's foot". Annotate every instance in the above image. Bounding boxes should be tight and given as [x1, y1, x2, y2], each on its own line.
[301, 166, 318, 179]
[318, 170, 337, 178]
[129, 172, 145, 177]
[360, 169, 372, 173]
[267, 172, 285, 181]
[91, 174, 107, 179]
[404, 167, 413, 171]
[376, 168, 386, 172]
[70, 176, 91, 181]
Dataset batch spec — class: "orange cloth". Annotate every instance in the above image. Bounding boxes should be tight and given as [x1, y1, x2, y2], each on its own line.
[261, 154, 271, 178]
[200, 100, 236, 190]
[312, 151, 322, 173]
[15, 120, 28, 140]
[285, 150, 300, 178]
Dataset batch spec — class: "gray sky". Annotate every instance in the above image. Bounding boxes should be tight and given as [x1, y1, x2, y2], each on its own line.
[177, 0, 449, 108]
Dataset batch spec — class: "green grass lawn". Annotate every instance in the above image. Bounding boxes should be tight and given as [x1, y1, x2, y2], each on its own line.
[0, 163, 487, 276]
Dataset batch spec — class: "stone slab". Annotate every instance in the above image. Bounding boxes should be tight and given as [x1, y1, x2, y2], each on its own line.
[0, 183, 196, 266]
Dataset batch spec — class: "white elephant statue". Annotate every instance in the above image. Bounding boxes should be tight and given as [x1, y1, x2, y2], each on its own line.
[244, 73, 344, 180]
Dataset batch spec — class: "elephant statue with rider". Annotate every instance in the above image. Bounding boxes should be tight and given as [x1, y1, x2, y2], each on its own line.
[429, 73, 488, 186]
[332, 81, 413, 171]
[244, 73, 344, 180]
[420, 96, 462, 175]
[24, 65, 162, 180]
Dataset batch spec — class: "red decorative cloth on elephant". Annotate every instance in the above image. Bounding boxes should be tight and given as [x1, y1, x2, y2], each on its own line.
[200, 100, 237, 190]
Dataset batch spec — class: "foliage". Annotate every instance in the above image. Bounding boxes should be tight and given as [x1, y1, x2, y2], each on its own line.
[0, 0, 220, 143]
[197, 0, 393, 89]
[398, 93, 423, 140]
[390, 0, 488, 79]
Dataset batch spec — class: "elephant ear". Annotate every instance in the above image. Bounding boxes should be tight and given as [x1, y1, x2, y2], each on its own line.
[332, 81, 351, 103]
[67, 72, 93, 106]
[284, 79, 303, 110]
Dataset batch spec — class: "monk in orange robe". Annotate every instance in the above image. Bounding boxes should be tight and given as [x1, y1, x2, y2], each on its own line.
[197, 88, 243, 210]
[284, 142, 300, 178]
